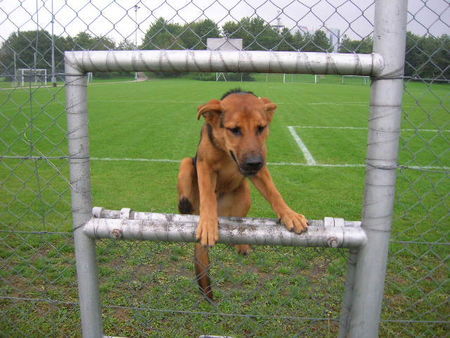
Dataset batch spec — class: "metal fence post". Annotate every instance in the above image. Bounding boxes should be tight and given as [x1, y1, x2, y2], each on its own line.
[340, 1, 408, 337]
[65, 56, 103, 337]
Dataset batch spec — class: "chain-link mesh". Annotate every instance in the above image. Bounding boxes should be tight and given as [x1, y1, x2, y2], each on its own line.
[381, 1, 449, 336]
[1, 0, 448, 336]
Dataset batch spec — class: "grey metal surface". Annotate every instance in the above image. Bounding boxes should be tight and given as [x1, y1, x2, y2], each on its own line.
[338, 250, 358, 337]
[343, 1, 408, 337]
[85, 207, 367, 249]
[64, 50, 383, 76]
[65, 60, 103, 337]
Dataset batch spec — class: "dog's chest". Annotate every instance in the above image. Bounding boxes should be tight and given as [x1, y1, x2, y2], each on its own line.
[215, 164, 244, 193]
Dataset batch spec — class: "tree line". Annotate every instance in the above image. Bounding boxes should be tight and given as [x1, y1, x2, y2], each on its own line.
[1, 17, 448, 80]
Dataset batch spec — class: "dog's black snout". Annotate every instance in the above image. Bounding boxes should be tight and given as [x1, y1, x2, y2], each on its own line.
[243, 155, 264, 172]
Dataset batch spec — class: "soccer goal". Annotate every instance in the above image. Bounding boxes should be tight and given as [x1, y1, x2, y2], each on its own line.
[341, 74, 370, 85]
[16, 68, 48, 87]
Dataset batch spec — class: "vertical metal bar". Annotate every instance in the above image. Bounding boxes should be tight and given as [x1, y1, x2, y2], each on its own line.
[338, 250, 358, 337]
[65, 57, 103, 337]
[341, 1, 408, 337]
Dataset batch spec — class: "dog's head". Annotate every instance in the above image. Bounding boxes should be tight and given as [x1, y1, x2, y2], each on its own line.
[197, 90, 277, 176]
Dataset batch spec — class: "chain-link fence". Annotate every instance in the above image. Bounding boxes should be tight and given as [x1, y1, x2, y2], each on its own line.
[1, 0, 448, 336]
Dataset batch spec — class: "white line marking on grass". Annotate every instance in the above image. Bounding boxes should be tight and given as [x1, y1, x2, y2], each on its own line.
[90, 99, 201, 104]
[90, 157, 358, 167]
[268, 162, 364, 168]
[87, 157, 449, 171]
[287, 126, 317, 165]
[2, 156, 447, 170]
[307, 102, 368, 106]
[17, 156, 439, 170]
[91, 157, 181, 163]
[291, 125, 450, 133]
[0, 155, 440, 170]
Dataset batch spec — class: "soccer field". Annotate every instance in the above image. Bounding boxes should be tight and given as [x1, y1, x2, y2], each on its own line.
[1, 78, 448, 336]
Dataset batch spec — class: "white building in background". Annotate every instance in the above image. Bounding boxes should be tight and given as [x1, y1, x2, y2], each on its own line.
[207, 38, 243, 51]
[328, 28, 341, 52]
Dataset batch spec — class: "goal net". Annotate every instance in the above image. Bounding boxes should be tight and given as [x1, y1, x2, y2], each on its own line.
[16, 68, 48, 87]
[341, 75, 370, 85]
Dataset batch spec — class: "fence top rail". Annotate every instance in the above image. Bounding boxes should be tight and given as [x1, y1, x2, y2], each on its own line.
[64, 50, 383, 76]
[84, 207, 367, 249]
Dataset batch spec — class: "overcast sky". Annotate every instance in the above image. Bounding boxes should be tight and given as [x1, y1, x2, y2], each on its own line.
[1, 0, 448, 44]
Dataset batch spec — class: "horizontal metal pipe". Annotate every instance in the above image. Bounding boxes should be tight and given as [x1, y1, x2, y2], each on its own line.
[85, 207, 367, 249]
[65, 50, 383, 76]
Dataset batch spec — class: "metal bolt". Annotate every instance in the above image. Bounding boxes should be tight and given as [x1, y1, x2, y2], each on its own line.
[327, 237, 339, 248]
[111, 229, 123, 239]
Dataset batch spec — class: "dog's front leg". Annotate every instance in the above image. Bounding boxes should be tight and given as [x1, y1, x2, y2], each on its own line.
[196, 160, 219, 246]
[251, 167, 308, 233]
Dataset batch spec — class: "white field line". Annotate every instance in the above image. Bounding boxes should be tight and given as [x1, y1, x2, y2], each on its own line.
[4, 155, 445, 170]
[291, 125, 450, 133]
[280, 102, 442, 109]
[92, 157, 358, 167]
[90, 99, 200, 104]
[88, 157, 449, 170]
[91, 157, 180, 163]
[287, 126, 317, 165]
[307, 102, 368, 106]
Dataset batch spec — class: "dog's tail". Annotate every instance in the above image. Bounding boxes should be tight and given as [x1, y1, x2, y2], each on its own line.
[177, 157, 213, 300]
[195, 243, 213, 300]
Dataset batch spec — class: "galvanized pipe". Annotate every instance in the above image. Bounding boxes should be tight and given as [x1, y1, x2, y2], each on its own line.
[338, 249, 358, 336]
[65, 59, 103, 337]
[341, 1, 408, 337]
[65, 50, 383, 76]
[64, 47, 385, 336]
[84, 207, 367, 249]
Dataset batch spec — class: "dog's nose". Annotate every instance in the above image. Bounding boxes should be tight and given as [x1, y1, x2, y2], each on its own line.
[243, 155, 264, 172]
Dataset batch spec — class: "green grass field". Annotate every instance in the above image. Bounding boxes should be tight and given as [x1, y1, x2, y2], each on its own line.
[1, 78, 448, 336]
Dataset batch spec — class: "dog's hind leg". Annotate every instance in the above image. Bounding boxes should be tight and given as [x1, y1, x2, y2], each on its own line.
[177, 157, 214, 300]
[177, 157, 198, 215]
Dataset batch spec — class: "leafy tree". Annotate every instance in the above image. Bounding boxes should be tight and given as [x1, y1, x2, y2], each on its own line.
[432, 34, 450, 80]
[339, 36, 373, 53]
[117, 39, 137, 50]
[141, 18, 184, 50]
[180, 19, 221, 49]
[66, 32, 115, 50]
[399, 32, 449, 79]
[0, 30, 68, 79]
[2, 20, 446, 82]
[290, 31, 306, 51]
[222, 17, 279, 50]
[301, 30, 332, 52]
[276, 28, 297, 51]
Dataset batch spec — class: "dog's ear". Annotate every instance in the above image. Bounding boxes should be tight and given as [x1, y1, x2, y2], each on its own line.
[197, 99, 222, 122]
[260, 97, 277, 122]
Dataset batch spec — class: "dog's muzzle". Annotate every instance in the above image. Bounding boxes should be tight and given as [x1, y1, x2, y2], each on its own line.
[240, 154, 264, 176]
[230, 151, 264, 176]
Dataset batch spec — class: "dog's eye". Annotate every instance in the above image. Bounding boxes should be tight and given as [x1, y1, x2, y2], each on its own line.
[228, 127, 242, 136]
[257, 125, 266, 134]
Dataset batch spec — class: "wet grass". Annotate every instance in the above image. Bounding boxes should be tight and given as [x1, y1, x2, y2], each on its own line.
[1, 78, 448, 336]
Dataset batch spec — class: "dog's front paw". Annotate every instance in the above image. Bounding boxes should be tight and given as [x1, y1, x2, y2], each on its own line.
[196, 216, 219, 247]
[279, 209, 308, 234]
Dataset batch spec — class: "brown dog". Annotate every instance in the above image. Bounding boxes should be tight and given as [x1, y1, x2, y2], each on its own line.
[177, 89, 308, 300]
